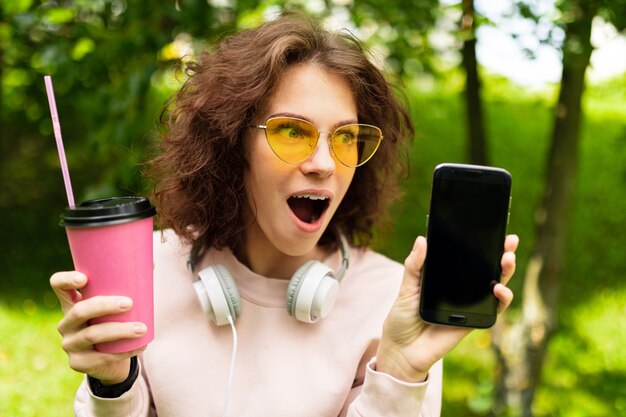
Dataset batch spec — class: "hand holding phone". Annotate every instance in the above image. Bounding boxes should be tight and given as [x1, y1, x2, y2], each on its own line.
[419, 163, 512, 328]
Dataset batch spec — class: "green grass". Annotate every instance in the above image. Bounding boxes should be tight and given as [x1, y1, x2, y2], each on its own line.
[535, 287, 626, 416]
[0, 297, 83, 416]
[2, 77, 625, 416]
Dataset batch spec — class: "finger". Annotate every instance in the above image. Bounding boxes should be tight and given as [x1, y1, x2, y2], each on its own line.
[57, 296, 133, 336]
[68, 346, 146, 376]
[62, 321, 147, 352]
[500, 250, 517, 286]
[494, 283, 514, 313]
[403, 236, 427, 277]
[50, 271, 87, 312]
[388, 236, 426, 314]
[504, 234, 519, 252]
[398, 236, 427, 297]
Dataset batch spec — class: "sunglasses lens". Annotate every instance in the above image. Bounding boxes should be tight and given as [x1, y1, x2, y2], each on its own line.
[332, 124, 382, 167]
[264, 118, 317, 163]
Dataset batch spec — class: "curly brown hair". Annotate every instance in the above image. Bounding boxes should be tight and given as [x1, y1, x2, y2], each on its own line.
[147, 12, 414, 253]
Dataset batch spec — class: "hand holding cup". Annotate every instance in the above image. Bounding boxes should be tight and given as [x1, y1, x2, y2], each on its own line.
[50, 271, 147, 384]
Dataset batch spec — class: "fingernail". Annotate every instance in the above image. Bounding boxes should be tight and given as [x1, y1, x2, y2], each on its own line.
[117, 298, 132, 309]
[133, 323, 147, 334]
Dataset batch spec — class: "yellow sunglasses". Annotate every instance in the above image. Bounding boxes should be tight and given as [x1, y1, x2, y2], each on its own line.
[253, 117, 383, 167]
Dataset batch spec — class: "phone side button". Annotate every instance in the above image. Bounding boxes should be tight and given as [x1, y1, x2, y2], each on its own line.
[448, 314, 467, 324]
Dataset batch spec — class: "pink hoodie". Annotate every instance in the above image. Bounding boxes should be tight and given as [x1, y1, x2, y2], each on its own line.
[75, 229, 442, 416]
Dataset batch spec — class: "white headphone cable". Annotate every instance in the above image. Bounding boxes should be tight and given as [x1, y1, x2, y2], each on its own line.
[221, 314, 238, 417]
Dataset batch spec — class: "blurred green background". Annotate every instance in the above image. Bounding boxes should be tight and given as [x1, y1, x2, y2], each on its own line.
[1, 1, 625, 416]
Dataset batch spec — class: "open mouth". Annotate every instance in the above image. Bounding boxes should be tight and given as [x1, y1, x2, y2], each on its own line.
[288, 195, 330, 224]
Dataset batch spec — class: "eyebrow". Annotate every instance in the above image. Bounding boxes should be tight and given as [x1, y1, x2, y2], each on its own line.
[267, 112, 359, 130]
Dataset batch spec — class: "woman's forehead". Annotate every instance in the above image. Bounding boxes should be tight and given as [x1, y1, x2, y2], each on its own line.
[262, 63, 357, 125]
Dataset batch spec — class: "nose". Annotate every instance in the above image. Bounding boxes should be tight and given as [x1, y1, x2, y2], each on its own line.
[300, 131, 336, 177]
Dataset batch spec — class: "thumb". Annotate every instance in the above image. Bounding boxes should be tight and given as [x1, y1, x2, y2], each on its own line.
[400, 236, 427, 294]
[403, 236, 427, 276]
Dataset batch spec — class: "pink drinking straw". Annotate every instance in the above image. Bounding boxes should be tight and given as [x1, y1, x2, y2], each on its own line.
[44, 75, 75, 208]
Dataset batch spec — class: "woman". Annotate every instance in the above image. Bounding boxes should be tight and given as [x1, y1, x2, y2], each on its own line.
[51, 12, 518, 417]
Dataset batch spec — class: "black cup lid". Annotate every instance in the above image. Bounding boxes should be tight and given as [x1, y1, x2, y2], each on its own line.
[61, 196, 156, 227]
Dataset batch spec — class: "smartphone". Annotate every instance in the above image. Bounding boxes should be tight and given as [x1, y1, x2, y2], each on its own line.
[419, 163, 512, 328]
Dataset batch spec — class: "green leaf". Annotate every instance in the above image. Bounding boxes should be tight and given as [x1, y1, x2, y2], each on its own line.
[1, 0, 34, 15]
[71, 37, 96, 61]
[42, 7, 76, 25]
[3, 68, 32, 87]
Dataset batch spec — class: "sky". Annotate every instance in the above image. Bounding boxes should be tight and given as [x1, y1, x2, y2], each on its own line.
[474, 0, 626, 87]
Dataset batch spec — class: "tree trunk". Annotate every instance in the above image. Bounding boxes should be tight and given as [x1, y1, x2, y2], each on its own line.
[491, 3, 597, 416]
[461, 0, 488, 165]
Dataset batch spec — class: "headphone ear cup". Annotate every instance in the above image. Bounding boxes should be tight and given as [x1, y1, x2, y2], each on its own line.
[213, 265, 242, 320]
[286, 260, 315, 318]
[286, 261, 339, 323]
[193, 264, 241, 326]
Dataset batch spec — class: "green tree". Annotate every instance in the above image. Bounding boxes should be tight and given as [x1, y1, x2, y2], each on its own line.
[0, 0, 263, 294]
[491, 1, 626, 415]
[351, 0, 439, 76]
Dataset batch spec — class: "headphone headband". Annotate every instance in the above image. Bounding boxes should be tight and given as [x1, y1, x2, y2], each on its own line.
[335, 234, 350, 283]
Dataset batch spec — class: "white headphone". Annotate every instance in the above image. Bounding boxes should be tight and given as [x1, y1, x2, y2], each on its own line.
[189, 235, 350, 325]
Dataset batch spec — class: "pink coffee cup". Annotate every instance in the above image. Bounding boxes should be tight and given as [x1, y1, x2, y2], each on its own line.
[61, 196, 156, 353]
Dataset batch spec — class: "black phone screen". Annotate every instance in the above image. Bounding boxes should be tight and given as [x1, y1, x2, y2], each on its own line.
[420, 165, 511, 327]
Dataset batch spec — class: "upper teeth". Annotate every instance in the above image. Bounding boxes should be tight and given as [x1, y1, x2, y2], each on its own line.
[293, 194, 328, 201]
